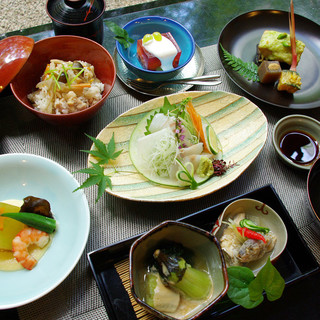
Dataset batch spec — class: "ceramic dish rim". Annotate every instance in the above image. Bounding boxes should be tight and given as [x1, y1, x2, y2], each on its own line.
[113, 44, 204, 96]
[212, 197, 288, 273]
[91, 90, 268, 202]
[86, 184, 320, 319]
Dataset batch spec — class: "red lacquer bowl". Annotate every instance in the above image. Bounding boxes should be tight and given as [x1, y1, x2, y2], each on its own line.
[10, 35, 116, 126]
[0, 36, 34, 93]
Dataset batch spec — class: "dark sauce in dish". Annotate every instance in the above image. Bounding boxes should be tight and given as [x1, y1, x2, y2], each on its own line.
[279, 130, 319, 165]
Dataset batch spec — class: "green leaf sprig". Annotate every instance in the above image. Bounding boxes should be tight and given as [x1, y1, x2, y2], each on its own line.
[73, 133, 123, 202]
[105, 21, 134, 49]
[220, 44, 259, 82]
[44, 63, 85, 91]
[144, 97, 190, 136]
[227, 258, 285, 309]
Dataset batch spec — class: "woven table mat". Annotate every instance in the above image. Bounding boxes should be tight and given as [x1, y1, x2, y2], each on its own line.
[0, 44, 319, 320]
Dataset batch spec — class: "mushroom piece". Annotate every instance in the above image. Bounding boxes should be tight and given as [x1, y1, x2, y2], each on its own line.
[20, 196, 53, 218]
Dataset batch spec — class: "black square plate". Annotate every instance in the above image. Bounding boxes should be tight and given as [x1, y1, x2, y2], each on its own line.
[87, 185, 319, 319]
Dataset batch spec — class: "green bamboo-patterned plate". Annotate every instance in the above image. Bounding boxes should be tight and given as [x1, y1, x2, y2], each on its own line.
[90, 91, 268, 202]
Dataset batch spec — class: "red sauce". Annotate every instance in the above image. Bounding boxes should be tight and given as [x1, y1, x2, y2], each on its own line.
[279, 130, 319, 165]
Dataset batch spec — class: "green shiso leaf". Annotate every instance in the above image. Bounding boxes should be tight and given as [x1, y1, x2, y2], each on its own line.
[105, 21, 134, 49]
[220, 44, 259, 82]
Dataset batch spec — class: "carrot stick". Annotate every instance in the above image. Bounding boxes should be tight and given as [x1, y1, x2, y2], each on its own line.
[70, 83, 92, 88]
[43, 64, 51, 80]
[186, 101, 210, 153]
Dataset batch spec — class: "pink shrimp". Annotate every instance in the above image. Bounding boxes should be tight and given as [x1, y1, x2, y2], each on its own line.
[12, 227, 50, 270]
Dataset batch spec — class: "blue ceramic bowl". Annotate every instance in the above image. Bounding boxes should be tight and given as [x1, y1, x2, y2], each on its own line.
[116, 16, 195, 81]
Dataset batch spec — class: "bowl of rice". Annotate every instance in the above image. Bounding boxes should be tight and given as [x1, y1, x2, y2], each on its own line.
[10, 35, 116, 125]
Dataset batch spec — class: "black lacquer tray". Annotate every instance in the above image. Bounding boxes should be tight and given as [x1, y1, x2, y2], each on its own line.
[87, 185, 319, 320]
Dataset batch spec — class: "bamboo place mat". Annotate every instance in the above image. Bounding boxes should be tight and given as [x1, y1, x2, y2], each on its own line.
[115, 259, 156, 320]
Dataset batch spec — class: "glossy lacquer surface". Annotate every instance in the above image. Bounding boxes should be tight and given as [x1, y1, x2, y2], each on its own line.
[0, 36, 34, 93]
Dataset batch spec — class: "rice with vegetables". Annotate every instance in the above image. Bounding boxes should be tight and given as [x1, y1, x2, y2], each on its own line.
[28, 59, 104, 114]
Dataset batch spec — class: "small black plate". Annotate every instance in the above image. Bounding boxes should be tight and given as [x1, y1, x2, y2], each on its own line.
[87, 185, 319, 319]
[218, 10, 320, 109]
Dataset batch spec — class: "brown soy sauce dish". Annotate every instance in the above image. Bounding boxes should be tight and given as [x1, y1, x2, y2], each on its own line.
[272, 114, 320, 170]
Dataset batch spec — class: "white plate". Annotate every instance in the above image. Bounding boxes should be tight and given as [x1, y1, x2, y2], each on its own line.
[0, 154, 90, 309]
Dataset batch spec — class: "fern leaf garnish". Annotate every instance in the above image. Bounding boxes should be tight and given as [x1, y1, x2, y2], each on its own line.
[220, 44, 259, 82]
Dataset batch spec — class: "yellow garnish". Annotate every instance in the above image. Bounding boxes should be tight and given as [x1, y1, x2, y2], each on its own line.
[142, 34, 153, 44]
[153, 32, 162, 41]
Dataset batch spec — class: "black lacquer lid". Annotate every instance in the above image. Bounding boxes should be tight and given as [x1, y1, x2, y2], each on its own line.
[46, 0, 105, 25]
